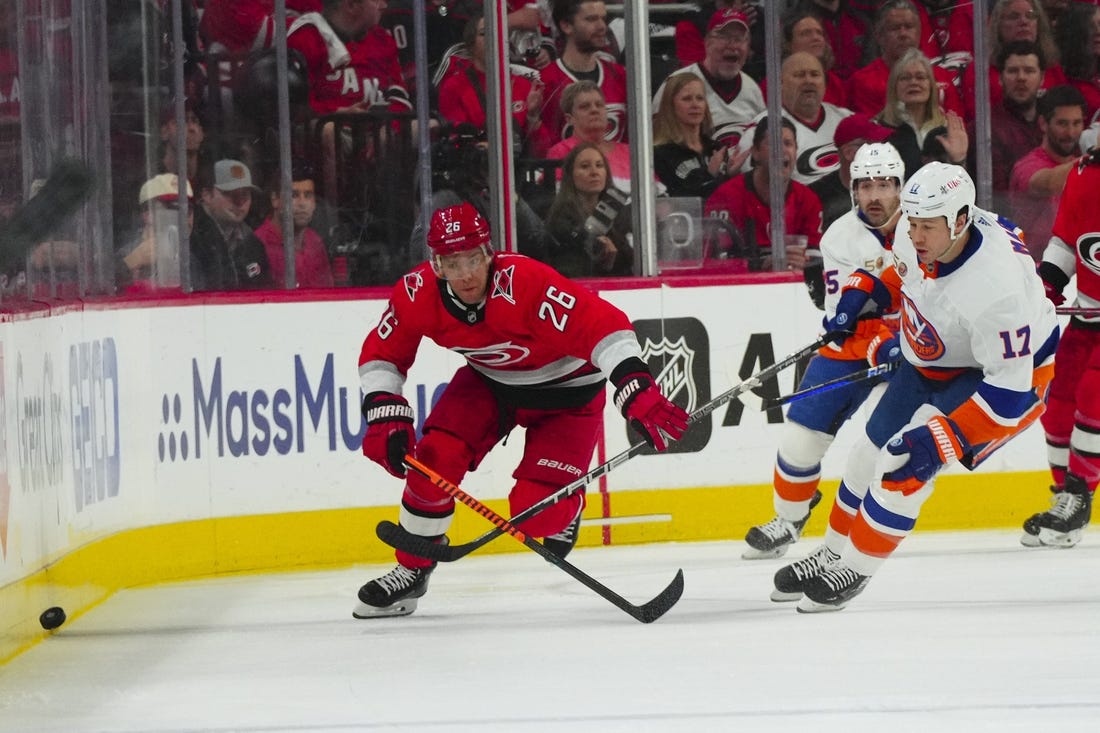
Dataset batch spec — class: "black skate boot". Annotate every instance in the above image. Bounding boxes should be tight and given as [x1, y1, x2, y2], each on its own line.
[743, 490, 823, 560]
[543, 506, 583, 559]
[771, 542, 840, 602]
[353, 563, 437, 618]
[1021, 473, 1093, 548]
[353, 536, 447, 618]
[796, 561, 871, 613]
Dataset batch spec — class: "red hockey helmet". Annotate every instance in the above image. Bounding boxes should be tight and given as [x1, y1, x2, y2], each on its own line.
[427, 203, 492, 257]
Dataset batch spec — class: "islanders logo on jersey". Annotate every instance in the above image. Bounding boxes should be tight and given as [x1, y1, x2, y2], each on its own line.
[900, 293, 946, 361]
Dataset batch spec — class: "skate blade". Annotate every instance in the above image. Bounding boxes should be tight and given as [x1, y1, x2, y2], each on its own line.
[743, 545, 790, 560]
[796, 596, 847, 614]
[770, 589, 802, 602]
[352, 597, 419, 619]
[1036, 527, 1084, 548]
[1019, 532, 1042, 548]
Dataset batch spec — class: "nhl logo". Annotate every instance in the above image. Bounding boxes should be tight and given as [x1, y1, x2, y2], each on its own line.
[640, 335, 697, 413]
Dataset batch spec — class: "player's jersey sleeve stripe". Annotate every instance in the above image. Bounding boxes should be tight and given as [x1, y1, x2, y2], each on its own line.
[950, 387, 1034, 446]
[1042, 235, 1076, 279]
[591, 329, 643, 377]
[359, 360, 405, 396]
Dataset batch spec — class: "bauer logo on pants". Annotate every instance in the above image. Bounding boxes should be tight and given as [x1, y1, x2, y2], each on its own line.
[632, 318, 710, 454]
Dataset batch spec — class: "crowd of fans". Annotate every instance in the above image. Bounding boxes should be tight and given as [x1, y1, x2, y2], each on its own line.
[4, 0, 1100, 297]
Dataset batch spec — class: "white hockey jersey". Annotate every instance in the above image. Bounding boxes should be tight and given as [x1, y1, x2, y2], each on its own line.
[820, 209, 895, 361]
[737, 103, 854, 185]
[890, 209, 1059, 442]
[652, 63, 765, 148]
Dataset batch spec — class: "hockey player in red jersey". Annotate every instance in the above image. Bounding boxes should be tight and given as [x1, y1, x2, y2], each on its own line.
[352, 203, 689, 618]
[1026, 151, 1100, 547]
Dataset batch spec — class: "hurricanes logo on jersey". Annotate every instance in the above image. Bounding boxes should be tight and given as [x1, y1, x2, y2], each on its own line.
[491, 265, 516, 304]
[1076, 234, 1100, 277]
[453, 341, 531, 367]
[901, 294, 946, 360]
[797, 144, 840, 178]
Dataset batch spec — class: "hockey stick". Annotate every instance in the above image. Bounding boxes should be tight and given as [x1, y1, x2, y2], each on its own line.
[739, 360, 897, 411]
[1056, 307, 1100, 317]
[376, 334, 832, 562]
[402, 455, 684, 623]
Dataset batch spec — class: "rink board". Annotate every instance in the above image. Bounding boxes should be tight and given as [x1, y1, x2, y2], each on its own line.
[0, 281, 1062, 662]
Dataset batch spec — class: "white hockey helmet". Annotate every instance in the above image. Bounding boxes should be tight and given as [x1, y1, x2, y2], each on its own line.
[900, 161, 975, 241]
[849, 142, 905, 219]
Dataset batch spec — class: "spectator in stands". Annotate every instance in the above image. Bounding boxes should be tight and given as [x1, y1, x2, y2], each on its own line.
[967, 40, 1046, 206]
[912, 0, 975, 95]
[1010, 85, 1087, 261]
[288, 0, 412, 208]
[546, 81, 632, 191]
[704, 116, 823, 273]
[411, 124, 551, 262]
[774, 9, 848, 107]
[961, 0, 1063, 121]
[847, 0, 964, 121]
[674, 1, 766, 83]
[654, 7, 765, 148]
[288, 0, 411, 117]
[544, 143, 633, 277]
[811, 114, 895, 231]
[1053, 1, 1100, 120]
[793, 0, 874, 79]
[438, 13, 546, 150]
[739, 52, 853, 186]
[192, 159, 273, 290]
[873, 48, 968, 180]
[159, 99, 206, 187]
[117, 173, 194, 292]
[653, 73, 748, 199]
[255, 161, 334, 287]
[536, 1, 628, 154]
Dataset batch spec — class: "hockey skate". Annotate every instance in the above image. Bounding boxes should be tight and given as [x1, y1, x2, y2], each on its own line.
[1020, 474, 1092, 548]
[543, 506, 583, 559]
[770, 543, 840, 602]
[353, 562, 437, 618]
[796, 561, 871, 613]
[744, 490, 823, 560]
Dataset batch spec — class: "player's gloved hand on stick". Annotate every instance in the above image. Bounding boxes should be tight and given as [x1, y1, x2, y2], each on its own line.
[1037, 261, 1068, 306]
[867, 332, 901, 369]
[823, 269, 892, 344]
[361, 392, 416, 478]
[881, 414, 970, 494]
[612, 359, 690, 451]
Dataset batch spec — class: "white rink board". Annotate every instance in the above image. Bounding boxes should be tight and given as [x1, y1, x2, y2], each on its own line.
[0, 282, 1050, 586]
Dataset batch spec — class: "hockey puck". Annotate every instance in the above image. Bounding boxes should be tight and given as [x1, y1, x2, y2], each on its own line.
[39, 606, 66, 630]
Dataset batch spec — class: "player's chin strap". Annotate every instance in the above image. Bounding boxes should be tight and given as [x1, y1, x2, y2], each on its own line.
[376, 334, 834, 563]
[402, 455, 684, 624]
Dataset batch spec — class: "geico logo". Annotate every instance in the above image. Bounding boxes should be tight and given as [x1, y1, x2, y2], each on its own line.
[15, 352, 65, 494]
[536, 458, 582, 476]
[69, 339, 121, 512]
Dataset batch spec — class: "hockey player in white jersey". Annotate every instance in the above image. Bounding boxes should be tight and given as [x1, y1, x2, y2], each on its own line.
[772, 162, 1060, 612]
[743, 142, 904, 559]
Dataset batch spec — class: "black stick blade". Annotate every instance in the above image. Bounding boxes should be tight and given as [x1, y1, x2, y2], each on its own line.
[376, 520, 484, 562]
[634, 568, 685, 624]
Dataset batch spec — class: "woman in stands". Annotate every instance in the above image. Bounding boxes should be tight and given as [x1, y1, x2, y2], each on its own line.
[653, 72, 746, 199]
[545, 143, 633, 278]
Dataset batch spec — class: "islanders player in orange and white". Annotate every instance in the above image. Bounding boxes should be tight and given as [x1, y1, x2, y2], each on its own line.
[772, 162, 1060, 612]
[742, 142, 904, 560]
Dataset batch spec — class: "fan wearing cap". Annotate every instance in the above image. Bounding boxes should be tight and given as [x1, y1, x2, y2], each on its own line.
[811, 114, 896, 231]
[653, 6, 765, 149]
[116, 173, 195, 292]
[352, 202, 689, 618]
[778, 162, 1060, 613]
[190, 159, 272, 290]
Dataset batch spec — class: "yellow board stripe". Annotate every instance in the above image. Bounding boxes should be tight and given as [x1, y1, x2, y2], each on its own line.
[2, 470, 1085, 664]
